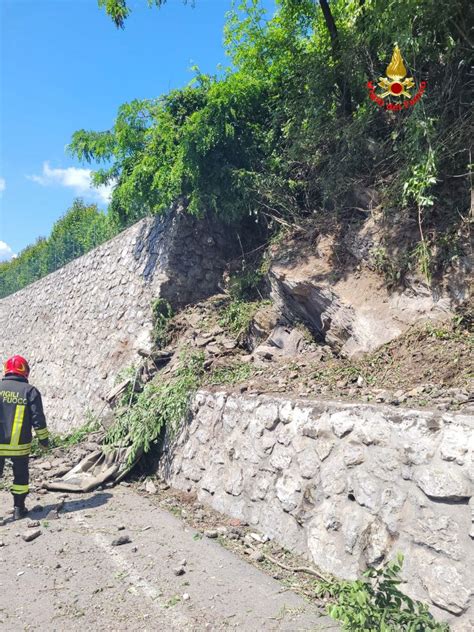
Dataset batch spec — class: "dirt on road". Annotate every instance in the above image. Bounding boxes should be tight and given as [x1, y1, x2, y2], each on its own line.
[0, 485, 336, 632]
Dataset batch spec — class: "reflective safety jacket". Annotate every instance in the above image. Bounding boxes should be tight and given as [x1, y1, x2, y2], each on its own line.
[0, 375, 49, 457]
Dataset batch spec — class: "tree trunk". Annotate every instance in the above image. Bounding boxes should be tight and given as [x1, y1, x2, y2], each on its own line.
[319, 0, 353, 116]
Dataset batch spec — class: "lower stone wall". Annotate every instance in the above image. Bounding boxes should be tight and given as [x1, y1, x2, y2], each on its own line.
[159, 392, 474, 630]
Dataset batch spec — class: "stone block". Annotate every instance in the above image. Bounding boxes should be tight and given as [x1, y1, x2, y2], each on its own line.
[331, 411, 355, 438]
[348, 470, 382, 513]
[343, 442, 365, 466]
[410, 511, 462, 560]
[440, 426, 470, 465]
[415, 549, 471, 615]
[414, 465, 472, 501]
[269, 443, 293, 471]
[275, 473, 302, 512]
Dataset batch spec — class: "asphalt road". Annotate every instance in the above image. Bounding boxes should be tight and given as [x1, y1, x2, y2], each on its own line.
[0, 485, 336, 631]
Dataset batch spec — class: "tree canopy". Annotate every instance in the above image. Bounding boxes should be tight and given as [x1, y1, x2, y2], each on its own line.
[2, 0, 472, 297]
[97, 0, 190, 29]
[73, 1, 472, 231]
[0, 200, 114, 298]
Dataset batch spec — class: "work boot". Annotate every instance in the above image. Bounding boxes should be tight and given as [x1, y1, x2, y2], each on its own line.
[13, 506, 28, 520]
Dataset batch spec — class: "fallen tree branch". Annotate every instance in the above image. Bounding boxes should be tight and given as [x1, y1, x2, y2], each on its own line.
[262, 551, 331, 582]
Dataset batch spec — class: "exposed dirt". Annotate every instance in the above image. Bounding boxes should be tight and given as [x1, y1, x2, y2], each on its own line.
[162, 296, 473, 413]
[0, 482, 337, 632]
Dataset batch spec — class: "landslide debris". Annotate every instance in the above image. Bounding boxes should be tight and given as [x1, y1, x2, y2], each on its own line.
[161, 294, 473, 414]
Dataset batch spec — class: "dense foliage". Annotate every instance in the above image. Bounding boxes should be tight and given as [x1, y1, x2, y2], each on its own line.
[105, 352, 204, 465]
[0, 200, 115, 298]
[73, 0, 472, 276]
[322, 554, 449, 631]
[2, 0, 471, 297]
[98, 0, 172, 29]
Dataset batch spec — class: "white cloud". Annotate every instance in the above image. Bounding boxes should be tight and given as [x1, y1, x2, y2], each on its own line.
[0, 241, 16, 262]
[27, 162, 113, 204]
[0, 177, 5, 195]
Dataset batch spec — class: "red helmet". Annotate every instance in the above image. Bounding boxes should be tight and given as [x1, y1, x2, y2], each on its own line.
[4, 355, 30, 378]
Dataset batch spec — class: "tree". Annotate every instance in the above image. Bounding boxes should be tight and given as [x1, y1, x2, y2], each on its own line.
[97, 0, 192, 28]
[0, 200, 114, 298]
[74, 0, 471, 282]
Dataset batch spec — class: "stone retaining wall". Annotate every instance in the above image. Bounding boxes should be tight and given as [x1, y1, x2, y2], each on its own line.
[160, 392, 474, 630]
[0, 209, 233, 432]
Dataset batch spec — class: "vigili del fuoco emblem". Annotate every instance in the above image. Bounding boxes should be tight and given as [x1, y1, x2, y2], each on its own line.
[367, 45, 426, 111]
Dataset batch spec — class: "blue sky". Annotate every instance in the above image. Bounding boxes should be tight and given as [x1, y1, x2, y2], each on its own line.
[0, 0, 275, 261]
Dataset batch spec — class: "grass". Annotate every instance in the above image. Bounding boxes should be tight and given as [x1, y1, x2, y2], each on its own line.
[218, 299, 270, 337]
[151, 298, 174, 349]
[31, 417, 100, 456]
[206, 362, 254, 386]
[164, 595, 181, 608]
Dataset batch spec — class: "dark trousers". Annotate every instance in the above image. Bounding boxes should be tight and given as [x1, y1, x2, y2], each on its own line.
[0, 455, 29, 507]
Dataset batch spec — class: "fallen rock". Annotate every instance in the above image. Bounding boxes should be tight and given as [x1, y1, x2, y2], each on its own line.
[173, 566, 186, 576]
[145, 480, 157, 494]
[266, 325, 306, 356]
[253, 345, 274, 361]
[27, 520, 40, 528]
[111, 535, 131, 547]
[250, 550, 265, 562]
[204, 529, 218, 539]
[22, 529, 41, 542]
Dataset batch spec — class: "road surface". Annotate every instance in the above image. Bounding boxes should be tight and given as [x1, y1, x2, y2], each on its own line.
[0, 485, 336, 631]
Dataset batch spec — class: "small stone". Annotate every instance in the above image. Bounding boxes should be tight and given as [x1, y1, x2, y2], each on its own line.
[249, 532, 267, 543]
[204, 530, 218, 539]
[111, 535, 131, 547]
[207, 344, 221, 355]
[179, 558, 187, 567]
[407, 386, 425, 397]
[27, 520, 40, 528]
[145, 480, 157, 494]
[117, 525, 126, 531]
[131, 546, 138, 553]
[22, 529, 41, 542]
[0, 541, 4, 547]
[182, 593, 190, 601]
[250, 550, 265, 562]
[173, 566, 186, 576]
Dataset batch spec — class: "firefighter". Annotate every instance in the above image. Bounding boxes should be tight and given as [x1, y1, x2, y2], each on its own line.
[0, 356, 49, 520]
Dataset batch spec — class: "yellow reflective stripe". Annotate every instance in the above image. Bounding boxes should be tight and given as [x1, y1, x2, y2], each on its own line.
[36, 428, 49, 440]
[0, 443, 31, 455]
[10, 405, 25, 447]
[11, 484, 29, 494]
